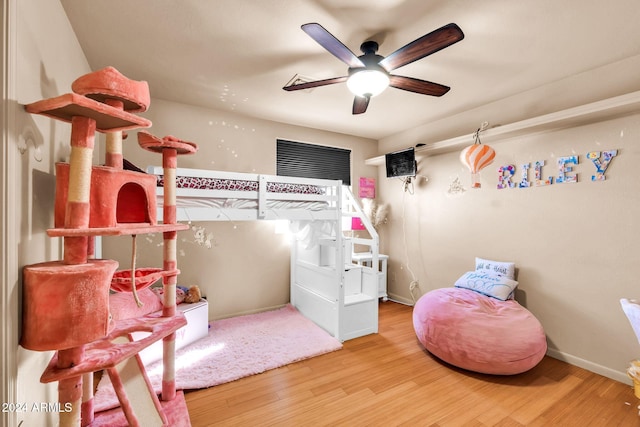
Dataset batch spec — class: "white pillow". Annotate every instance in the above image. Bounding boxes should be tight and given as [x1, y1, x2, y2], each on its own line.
[454, 271, 519, 301]
[475, 257, 516, 280]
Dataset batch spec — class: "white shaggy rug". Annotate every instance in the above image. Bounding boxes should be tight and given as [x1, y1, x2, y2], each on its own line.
[94, 304, 342, 412]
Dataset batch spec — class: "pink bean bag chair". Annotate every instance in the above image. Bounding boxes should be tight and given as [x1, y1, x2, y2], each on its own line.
[413, 287, 547, 375]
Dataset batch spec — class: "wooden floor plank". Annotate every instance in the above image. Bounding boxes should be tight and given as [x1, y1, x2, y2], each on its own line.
[186, 301, 639, 426]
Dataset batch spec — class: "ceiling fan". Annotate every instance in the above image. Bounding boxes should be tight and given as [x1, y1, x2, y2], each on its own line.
[283, 22, 464, 114]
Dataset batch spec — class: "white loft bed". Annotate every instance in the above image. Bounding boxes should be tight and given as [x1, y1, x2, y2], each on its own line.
[148, 166, 381, 341]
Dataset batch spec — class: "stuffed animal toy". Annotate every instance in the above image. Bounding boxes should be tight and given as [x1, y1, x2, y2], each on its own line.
[154, 286, 186, 304]
[184, 285, 202, 303]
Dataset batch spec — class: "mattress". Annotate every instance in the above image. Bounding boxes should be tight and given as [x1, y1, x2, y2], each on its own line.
[156, 174, 326, 195]
[154, 171, 332, 212]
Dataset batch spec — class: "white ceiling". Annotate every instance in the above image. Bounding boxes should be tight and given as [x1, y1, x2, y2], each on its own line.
[60, 0, 640, 142]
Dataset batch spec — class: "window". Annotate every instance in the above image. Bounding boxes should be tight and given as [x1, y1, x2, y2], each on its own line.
[276, 139, 351, 185]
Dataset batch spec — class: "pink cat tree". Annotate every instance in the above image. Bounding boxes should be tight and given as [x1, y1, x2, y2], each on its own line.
[22, 67, 197, 426]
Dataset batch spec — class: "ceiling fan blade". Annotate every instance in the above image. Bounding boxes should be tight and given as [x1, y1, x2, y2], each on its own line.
[283, 76, 348, 91]
[389, 75, 450, 96]
[352, 96, 370, 115]
[301, 23, 364, 68]
[379, 23, 464, 72]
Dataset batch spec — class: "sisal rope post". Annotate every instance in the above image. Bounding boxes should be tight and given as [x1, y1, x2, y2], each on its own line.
[104, 99, 124, 169]
[59, 116, 97, 427]
[63, 116, 96, 265]
[161, 147, 178, 402]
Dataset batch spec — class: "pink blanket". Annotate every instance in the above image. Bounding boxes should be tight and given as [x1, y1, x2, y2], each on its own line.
[109, 288, 163, 321]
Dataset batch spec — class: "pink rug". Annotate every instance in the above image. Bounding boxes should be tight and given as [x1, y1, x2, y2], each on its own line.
[94, 304, 342, 412]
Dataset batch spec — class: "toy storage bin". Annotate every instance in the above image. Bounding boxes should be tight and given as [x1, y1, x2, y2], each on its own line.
[133, 299, 209, 365]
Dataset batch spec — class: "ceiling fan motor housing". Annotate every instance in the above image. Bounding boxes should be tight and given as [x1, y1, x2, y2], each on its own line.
[348, 54, 388, 76]
[360, 40, 380, 55]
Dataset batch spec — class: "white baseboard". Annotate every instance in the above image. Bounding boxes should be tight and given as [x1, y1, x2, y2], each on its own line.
[387, 292, 414, 306]
[213, 304, 288, 321]
[546, 347, 631, 385]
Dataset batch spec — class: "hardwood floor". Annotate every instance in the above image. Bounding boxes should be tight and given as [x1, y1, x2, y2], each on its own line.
[185, 301, 639, 426]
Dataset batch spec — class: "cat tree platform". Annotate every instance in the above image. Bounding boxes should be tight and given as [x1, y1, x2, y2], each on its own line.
[46, 223, 188, 238]
[24, 93, 151, 132]
[39, 313, 187, 384]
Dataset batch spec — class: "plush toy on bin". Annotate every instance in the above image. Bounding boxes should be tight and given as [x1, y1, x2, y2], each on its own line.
[184, 285, 202, 303]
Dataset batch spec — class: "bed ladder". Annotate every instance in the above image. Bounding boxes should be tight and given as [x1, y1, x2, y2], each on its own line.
[342, 188, 379, 270]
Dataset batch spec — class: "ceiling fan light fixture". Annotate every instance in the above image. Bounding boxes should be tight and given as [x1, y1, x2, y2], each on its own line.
[346, 69, 390, 98]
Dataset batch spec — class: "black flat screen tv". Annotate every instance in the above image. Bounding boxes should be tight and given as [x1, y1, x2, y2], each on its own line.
[385, 147, 416, 178]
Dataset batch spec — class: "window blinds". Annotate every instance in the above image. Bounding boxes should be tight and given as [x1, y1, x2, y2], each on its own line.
[276, 139, 351, 185]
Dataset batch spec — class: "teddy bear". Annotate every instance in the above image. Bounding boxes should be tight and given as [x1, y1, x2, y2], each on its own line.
[184, 284, 202, 304]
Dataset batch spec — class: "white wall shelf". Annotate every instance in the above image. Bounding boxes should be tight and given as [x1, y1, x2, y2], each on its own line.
[366, 90, 640, 165]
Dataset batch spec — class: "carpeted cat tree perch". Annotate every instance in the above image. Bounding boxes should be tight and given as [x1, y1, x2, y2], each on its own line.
[21, 66, 197, 427]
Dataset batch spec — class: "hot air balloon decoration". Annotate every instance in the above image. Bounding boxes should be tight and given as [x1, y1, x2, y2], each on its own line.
[460, 126, 495, 189]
